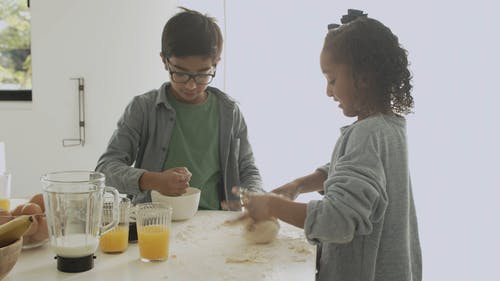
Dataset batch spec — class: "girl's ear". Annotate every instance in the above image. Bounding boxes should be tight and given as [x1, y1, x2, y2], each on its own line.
[357, 72, 373, 90]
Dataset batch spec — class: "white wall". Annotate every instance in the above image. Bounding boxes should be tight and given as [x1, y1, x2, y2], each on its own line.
[183, 1, 500, 280]
[0, 0, 178, 196]
[1, 0, 499, 280]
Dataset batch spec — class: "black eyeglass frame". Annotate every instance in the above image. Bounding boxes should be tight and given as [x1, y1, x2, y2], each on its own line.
[166, 58, 217, 85]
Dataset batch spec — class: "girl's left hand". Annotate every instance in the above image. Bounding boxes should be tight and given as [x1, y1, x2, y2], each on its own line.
[244, 193, 276, 222]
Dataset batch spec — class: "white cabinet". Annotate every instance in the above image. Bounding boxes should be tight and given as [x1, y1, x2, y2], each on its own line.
[1, 0, 177, 196]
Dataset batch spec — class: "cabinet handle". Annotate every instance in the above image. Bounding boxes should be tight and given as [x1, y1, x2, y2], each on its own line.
[62, 77, 86, 147]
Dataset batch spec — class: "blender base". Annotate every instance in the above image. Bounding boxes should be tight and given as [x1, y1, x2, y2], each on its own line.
[56, 254, 95, 273]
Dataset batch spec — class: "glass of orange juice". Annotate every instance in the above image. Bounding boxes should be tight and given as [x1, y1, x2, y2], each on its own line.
[136, 202, 172, 262]
[0, 171, 11, 211]
[100, 196, 131, 253]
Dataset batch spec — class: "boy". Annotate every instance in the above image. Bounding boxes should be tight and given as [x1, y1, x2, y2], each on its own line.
[96, 7, 262, 210]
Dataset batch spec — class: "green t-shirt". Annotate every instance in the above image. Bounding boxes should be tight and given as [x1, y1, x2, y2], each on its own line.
[164, 91, 221, 210]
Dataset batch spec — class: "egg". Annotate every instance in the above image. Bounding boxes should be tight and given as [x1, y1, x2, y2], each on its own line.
[13, 203, 42, 237]
[31, 216, 49, 242]
[0, 208, 13, 225]
[28, 193, 45, 213]
[11, 204, 24, 216]
[21, 203, 42, 215]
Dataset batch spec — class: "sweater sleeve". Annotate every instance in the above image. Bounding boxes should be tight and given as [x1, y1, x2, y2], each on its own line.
[234, 107, 263, 193]
[305, 133, 388, 244]
[96, 96, 148, 197]
[316, 163, 330, 175]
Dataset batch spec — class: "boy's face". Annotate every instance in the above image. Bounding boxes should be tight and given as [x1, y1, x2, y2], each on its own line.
[162, 55, 216, 104]
[320, 50, 359, 118]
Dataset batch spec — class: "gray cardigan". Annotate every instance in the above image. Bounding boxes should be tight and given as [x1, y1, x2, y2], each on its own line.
[96, 82, 263, 207]
[306, 114, 422, 281]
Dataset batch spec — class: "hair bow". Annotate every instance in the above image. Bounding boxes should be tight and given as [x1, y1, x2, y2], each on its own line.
[327, 9, 368, 30]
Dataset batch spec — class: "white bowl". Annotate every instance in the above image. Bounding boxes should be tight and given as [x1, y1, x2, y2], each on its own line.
[151, 187, 201, 221]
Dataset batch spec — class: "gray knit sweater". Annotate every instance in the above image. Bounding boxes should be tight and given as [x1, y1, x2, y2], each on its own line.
[305, 113, 422, 281]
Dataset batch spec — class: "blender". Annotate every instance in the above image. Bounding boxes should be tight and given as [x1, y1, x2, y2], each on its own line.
[41, 171, 120, 273]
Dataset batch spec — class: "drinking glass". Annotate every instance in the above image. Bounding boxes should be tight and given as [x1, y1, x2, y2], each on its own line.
[136, 202, 172, 262]
[100, 196, 131, 253]
[0, 171, 11, 211]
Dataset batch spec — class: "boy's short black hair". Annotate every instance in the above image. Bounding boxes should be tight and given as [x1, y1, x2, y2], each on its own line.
[161, 7, 223, 63]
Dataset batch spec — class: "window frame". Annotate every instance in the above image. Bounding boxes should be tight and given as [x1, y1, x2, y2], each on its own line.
[0, 0, 32, 102]
[0, 89, 31, 101]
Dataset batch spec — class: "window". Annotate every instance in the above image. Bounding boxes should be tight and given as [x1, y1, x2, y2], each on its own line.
[0, 0, 31, 101]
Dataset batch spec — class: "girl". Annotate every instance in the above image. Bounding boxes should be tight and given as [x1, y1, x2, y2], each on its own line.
[241, 9, 422, 281]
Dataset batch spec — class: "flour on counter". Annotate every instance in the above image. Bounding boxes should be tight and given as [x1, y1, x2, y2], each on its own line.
[225, 256, 268, 263]
[284, 237, 314, 257]
[175, 224, 196, 241]
[225, 246, 271, 263]
[291, 256, 307, 262]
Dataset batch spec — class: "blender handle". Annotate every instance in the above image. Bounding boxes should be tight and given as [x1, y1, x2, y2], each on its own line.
[100, 186, 120, 235]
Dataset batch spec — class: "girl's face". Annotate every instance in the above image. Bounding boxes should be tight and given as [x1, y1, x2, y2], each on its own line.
[320, 50, 360, 119]
[161, 55, 216, 104]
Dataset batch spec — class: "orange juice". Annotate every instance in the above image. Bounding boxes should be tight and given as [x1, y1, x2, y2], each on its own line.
[100, 225, 129, 253]
[0, 198, 10, 211]
[138, 225, 170, 261]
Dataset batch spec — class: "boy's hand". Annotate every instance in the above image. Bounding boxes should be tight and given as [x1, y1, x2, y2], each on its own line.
[156, 167, 191, 196]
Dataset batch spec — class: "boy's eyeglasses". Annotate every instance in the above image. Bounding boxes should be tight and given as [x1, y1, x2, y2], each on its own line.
[168, 70, 216, 85]
[165, 58, 216, 85]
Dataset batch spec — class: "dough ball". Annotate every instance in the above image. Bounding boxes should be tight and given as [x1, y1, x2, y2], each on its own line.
[243, 218, 280, 244]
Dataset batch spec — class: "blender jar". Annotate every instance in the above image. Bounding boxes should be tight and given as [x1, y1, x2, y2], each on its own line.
[41, 171, 120, 273]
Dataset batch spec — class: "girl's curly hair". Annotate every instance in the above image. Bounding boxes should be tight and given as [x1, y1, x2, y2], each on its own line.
[324, 16, 414, 115]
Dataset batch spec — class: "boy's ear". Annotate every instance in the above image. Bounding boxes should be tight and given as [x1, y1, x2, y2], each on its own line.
[160, 52, 167, 64]
[160, 53, 169, 71]
[213, 56, 221, 66]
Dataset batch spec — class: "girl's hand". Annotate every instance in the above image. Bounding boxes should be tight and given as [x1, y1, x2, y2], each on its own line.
[244, 193, 277, 222]
[228, 186, 274, 222]
[220, 200, 242, 211]
[271, 181, 301, 200]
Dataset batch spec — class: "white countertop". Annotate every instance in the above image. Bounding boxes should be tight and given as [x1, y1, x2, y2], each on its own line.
[5, 208, 316, 281]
